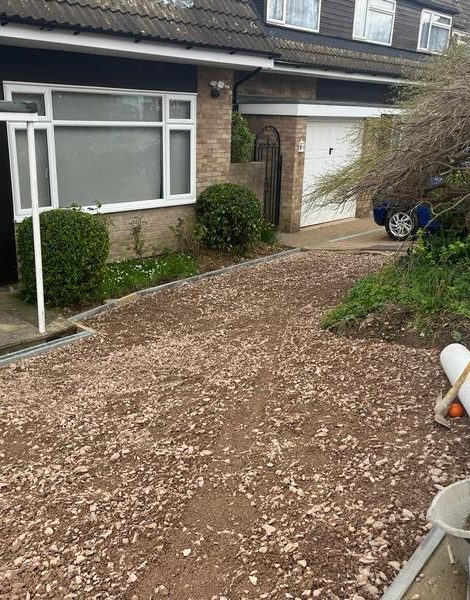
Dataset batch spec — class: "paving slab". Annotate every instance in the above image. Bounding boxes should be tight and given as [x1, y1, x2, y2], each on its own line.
[0, 291, 76, 355]
[282, 217, 410, 252]
[404, 538, 467, 599]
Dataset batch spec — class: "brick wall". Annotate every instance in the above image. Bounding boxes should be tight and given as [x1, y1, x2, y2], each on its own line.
[196, 66, 234, 194]
[244, 115, 307, 233]
[105, 205, 195, 261]
[227, 162, 265, 203]
[238, 72, 316, 100]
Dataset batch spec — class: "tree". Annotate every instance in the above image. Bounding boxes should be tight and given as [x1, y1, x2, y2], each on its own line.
[307, 44, 470, 222]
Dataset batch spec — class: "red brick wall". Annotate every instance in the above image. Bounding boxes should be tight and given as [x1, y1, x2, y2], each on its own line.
[238, 72, 316, 100]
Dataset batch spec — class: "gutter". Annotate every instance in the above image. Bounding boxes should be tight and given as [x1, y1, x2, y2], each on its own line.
[232, 67, 263, 111]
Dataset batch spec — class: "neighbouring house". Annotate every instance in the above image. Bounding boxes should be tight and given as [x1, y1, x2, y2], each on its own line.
[238, 0, 462, 230]
[454, 0, 470, 42]
[0, 0, 465, 285]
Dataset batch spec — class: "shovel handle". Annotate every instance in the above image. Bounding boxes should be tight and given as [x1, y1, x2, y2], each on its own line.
[435, 360, 470, 415]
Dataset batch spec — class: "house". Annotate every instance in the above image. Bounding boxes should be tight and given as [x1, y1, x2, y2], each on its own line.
[454, 0, 470, 42]
[237, 0, 461, 230]
[0, 0, 463, 285]
[0, 0, 275, 284]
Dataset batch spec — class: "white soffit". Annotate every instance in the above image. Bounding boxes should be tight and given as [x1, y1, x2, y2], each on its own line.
[271, 64, 415, 86]
[239, 103, 402, 118]
[0, 22, 275, 70]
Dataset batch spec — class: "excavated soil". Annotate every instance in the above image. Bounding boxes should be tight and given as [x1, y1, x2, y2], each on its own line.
[1, 251, 470, 600]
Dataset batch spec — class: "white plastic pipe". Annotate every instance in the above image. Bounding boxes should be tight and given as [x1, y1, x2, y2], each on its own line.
[27, 121, 46, 334]
[440, 343, 470, 415]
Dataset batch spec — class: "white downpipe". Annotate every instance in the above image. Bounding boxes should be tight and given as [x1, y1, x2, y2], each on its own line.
[26, 121, 46, 334]
[440, 343, 470, 415]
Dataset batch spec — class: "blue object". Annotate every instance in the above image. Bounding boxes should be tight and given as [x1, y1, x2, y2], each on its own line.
[373, 202, 440, 231]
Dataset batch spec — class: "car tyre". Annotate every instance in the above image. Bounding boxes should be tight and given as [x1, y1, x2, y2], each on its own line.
[385, 209, 419, 241]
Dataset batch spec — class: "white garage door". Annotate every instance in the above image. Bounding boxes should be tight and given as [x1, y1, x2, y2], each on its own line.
[301, 119, 361, 228]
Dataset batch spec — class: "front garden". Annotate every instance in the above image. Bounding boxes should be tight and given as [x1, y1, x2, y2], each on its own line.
[17, 180, 282, 311]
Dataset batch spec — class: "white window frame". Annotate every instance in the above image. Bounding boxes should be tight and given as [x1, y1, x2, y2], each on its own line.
[417, 9, 452, 54]
[266, 0, 322, 33]
[4, 82, 197, 221]
[353, 0, 396, 47]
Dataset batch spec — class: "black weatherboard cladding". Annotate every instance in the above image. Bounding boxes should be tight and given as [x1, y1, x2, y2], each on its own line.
[0, 45, 197, 284]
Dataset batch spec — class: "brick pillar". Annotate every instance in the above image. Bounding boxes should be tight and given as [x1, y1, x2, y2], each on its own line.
[244, 115, 306, 233]
[196, 67, 234, 195]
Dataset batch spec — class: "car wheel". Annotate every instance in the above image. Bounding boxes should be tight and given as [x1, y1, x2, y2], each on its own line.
[385, 209, 418, 241]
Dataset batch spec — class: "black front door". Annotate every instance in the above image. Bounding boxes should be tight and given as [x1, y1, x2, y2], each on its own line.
[0, 124, 18, 285]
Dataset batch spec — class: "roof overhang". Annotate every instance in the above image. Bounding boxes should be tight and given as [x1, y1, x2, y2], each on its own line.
[0, 22, 275, 70]
[271, 63, 417, 86]
[239, 102, 402, 119]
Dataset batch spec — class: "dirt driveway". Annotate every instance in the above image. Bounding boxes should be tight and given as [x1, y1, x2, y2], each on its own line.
[1, 251, 470, 600]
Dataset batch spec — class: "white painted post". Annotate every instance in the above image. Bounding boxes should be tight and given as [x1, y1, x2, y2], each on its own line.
[26, 121, 46, 334]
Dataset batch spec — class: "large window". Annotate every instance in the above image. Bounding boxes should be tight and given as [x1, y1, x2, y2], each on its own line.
[267, 0, 321, 32]
[418, 10, 452, 53]
[4, 83, 196, 219]
[353, 0, 396, 45]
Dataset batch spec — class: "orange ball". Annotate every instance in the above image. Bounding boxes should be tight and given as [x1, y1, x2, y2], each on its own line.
[448, 402, 465, 418]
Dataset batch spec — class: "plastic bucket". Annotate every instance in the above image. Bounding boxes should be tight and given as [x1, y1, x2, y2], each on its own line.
[427, 479, 470, 572]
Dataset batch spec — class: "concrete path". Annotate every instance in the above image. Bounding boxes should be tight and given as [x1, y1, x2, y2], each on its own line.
[282, 216, 410, 252]
[0, 291, 75, 355]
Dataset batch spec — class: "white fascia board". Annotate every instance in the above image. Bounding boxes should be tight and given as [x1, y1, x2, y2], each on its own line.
[239, 103, 402, 118]
[0, 22, 274, 70]
[0, 112, 39, 122]
[271, 63, 416, 86]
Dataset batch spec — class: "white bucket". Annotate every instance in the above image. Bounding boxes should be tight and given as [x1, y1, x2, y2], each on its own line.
[427, 479, 470, 572]
[440, 343, 470, 415]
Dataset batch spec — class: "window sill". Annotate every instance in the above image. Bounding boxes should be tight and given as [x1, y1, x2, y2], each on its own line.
[14, 197, 196, 222]
[352, 35, 393, 47]
[266, 20, 320, 34]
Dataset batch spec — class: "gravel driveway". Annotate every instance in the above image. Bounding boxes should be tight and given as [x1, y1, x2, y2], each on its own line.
[1, 251, 470, 600]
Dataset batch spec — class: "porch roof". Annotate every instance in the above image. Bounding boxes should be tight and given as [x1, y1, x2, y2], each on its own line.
[0, 0, 276, 56]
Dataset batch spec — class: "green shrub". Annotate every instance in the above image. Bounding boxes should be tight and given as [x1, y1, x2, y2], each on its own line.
[259, 221, 279, 246]
[196, 183, 262, 251]
[17, 208, 109, 307]
[321, 231, 470, 332]
[231, 113, 255, 163]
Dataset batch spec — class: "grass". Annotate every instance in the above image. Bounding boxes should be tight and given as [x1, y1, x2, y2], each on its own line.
[322, 233, 470, 333]
[101, 253, 198, 299]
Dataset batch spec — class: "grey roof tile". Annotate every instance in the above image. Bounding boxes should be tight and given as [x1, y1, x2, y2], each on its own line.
[0, 0, 275, 54]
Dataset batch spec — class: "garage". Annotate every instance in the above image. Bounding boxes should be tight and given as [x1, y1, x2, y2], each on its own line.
[301, 118, 362, 227]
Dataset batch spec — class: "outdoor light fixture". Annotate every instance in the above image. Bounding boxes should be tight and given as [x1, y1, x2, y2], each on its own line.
[210, 80, 230, 98]
[298, 138, 306, 154]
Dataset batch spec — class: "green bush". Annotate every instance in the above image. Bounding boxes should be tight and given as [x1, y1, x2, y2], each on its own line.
[321, 231, 470, 332]
[196, 183, 262, 251]
[231, 113, 255, 163]
[17, 208, 109, 307]
[259, 221, 279, 246]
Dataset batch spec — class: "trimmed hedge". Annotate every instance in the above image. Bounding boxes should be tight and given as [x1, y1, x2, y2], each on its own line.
[196, 183, 262, 251]
[17, 209, 109, 307]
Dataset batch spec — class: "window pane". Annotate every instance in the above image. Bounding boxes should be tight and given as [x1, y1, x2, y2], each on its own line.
[419, 13, 431, 48]
[15, 129, 51, 210]
[429, 25, 450, 51]
[370, 0, 395, 13]
[52, 92, 162, 122]
[170, 130, 191, 195]
[354, 0, 368, 37]
[433, 14, 451, 26]
[366, 10, 394, 43]
[267, 0, 283, 20]
[169, 100, 191, 119]
[55, 127, 163, 206]
[11, 93, 46, 116]
[286, 0, 319, 29]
